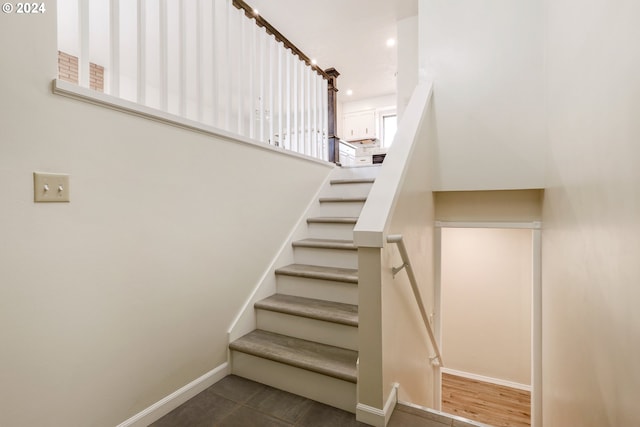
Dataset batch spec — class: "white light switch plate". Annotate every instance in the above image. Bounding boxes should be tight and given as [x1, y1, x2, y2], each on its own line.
[33, 172, 70, 202]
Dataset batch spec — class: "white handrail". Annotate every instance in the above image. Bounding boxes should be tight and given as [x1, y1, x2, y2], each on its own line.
[387, 234, 443, 367]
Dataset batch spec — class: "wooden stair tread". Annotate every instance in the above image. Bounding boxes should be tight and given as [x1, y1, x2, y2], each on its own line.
[292, 238, 356, 251]
[330, 178, 375, 185]
[275, 264, 358, 284]
[318, 197, 367, 203]
[306, 217, 358, 224]
[229, 330, 358, 383]
[255, 294, 358, 327]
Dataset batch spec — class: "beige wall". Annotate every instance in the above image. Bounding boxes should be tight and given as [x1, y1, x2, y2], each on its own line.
[420, 0, 545, 191]
[0, 6, 331, 427]
[435, 190, 543, 223]
[542, 0, 640, 425]
[441, 228, 532, 385]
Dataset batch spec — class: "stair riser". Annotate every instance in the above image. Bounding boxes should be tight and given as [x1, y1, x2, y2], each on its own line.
[257, 310, 358, 351]
[276, 275, 358, 305]
[325, 184, 373, 199]
[231, 351, 356, 413]
[314, 202, 365, 218]
[307, 222, 356, 240]
[331, 164, 381, 181]
[293, 247, 358, 269]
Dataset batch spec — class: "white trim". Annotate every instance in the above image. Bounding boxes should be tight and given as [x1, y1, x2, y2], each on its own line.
[441, 368, 531, 392]
[532, 228, 542, 427]
[397, 401, 492, 427]
[356, 383, 398, 427]
[433, 226, 443, 411]
[226, 169, 335, 342]
[51, 79, 332, 168]
[115, 362, 230, 427]
[435, 221, 542, 230]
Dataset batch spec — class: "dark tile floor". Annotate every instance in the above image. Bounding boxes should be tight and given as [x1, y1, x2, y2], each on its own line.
[151, 375, 479, 427]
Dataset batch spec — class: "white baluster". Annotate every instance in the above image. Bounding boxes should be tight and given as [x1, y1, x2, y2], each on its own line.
[224, 0, 233, 131]
[277, 42, 284, 149]
[248, 21, 256, 140]
[258, 27, 266, 143]
[237, 8, 245, 136]
[109, 0, 120, 96]
[211, 0, 219, 127]
[78, 0, 89, 88]
[284, 50, 293, 150]
[196, 0, 203, 122]
[323, 78, 329, 161]
[159, 0, 167, 111]
[312, 72, 318, 159]
[178, 0, 186, 117]
[136, 0, 146, 104]
[298, 59, 303, 153]
[318, 75, 324, 159]
[306, 65, 312, 157]
[289, 52, 296, 152]
[268, 37, 275, 145]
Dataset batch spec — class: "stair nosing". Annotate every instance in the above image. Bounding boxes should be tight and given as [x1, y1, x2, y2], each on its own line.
[306, 216, 358, 224]
[292, 238, 357, 251]
[255, 294, 358, 327]
[330, 178, 375, 185]
[318, 197, 367, 203]
[229, 330, 357, 383]
[275, 264, 358, 284]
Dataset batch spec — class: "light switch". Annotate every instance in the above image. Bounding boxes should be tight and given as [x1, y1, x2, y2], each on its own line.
[33, 172, 70, 202]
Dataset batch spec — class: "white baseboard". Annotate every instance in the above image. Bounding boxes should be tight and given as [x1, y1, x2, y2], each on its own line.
[356, 383, 398, 427]
[397, 400, 492, 427]
[116, 362, 230, 427]
[441, 367, 531, 392]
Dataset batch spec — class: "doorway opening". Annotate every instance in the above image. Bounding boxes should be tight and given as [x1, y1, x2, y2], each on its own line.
[434, 222, 541, 427]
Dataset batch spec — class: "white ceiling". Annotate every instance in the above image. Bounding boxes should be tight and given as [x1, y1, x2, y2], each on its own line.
[246, 0, 418, 104]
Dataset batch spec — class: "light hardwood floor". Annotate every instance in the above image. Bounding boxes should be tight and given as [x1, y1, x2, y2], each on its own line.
[442, 373, 531, 427]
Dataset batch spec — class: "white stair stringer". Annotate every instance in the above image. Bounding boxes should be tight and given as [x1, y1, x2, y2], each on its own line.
[229, 166, 380, 413]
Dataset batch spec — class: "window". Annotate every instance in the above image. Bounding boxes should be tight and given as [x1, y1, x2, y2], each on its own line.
[382, 114, 397, 147]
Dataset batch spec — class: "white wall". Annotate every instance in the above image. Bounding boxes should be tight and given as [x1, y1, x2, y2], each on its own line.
[341, 94, 396, 117]
[542, 0, 640, 425]
[396, 15, 418, 120]
[419, 0, 545, 191]
[441, 228, 532, 386]
[0, 5, 332, 427]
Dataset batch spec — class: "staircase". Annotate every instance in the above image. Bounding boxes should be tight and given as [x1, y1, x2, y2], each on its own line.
[229, 165, 379, 413]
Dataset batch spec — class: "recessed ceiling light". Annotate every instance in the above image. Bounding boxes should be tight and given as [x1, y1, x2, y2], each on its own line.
[346, 89, 353, 96]
[386, 38, 396, 47]
[311, 58, 317, 65]
[253, 8, 259, 15]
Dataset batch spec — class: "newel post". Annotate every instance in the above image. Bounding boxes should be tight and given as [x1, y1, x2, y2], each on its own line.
[325, 67, 340, 163]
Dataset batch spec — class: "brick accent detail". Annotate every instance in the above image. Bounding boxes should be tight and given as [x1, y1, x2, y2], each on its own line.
[58, 51, 104, 92]
[90, 62, 104, 92]
[57, 50, 78, 84]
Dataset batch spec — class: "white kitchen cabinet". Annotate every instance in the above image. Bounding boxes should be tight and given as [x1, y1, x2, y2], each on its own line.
[343, 110, 376, 141]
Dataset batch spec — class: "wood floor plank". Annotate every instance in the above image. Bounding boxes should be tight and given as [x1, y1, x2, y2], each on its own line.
[442, 373, 531, 427]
